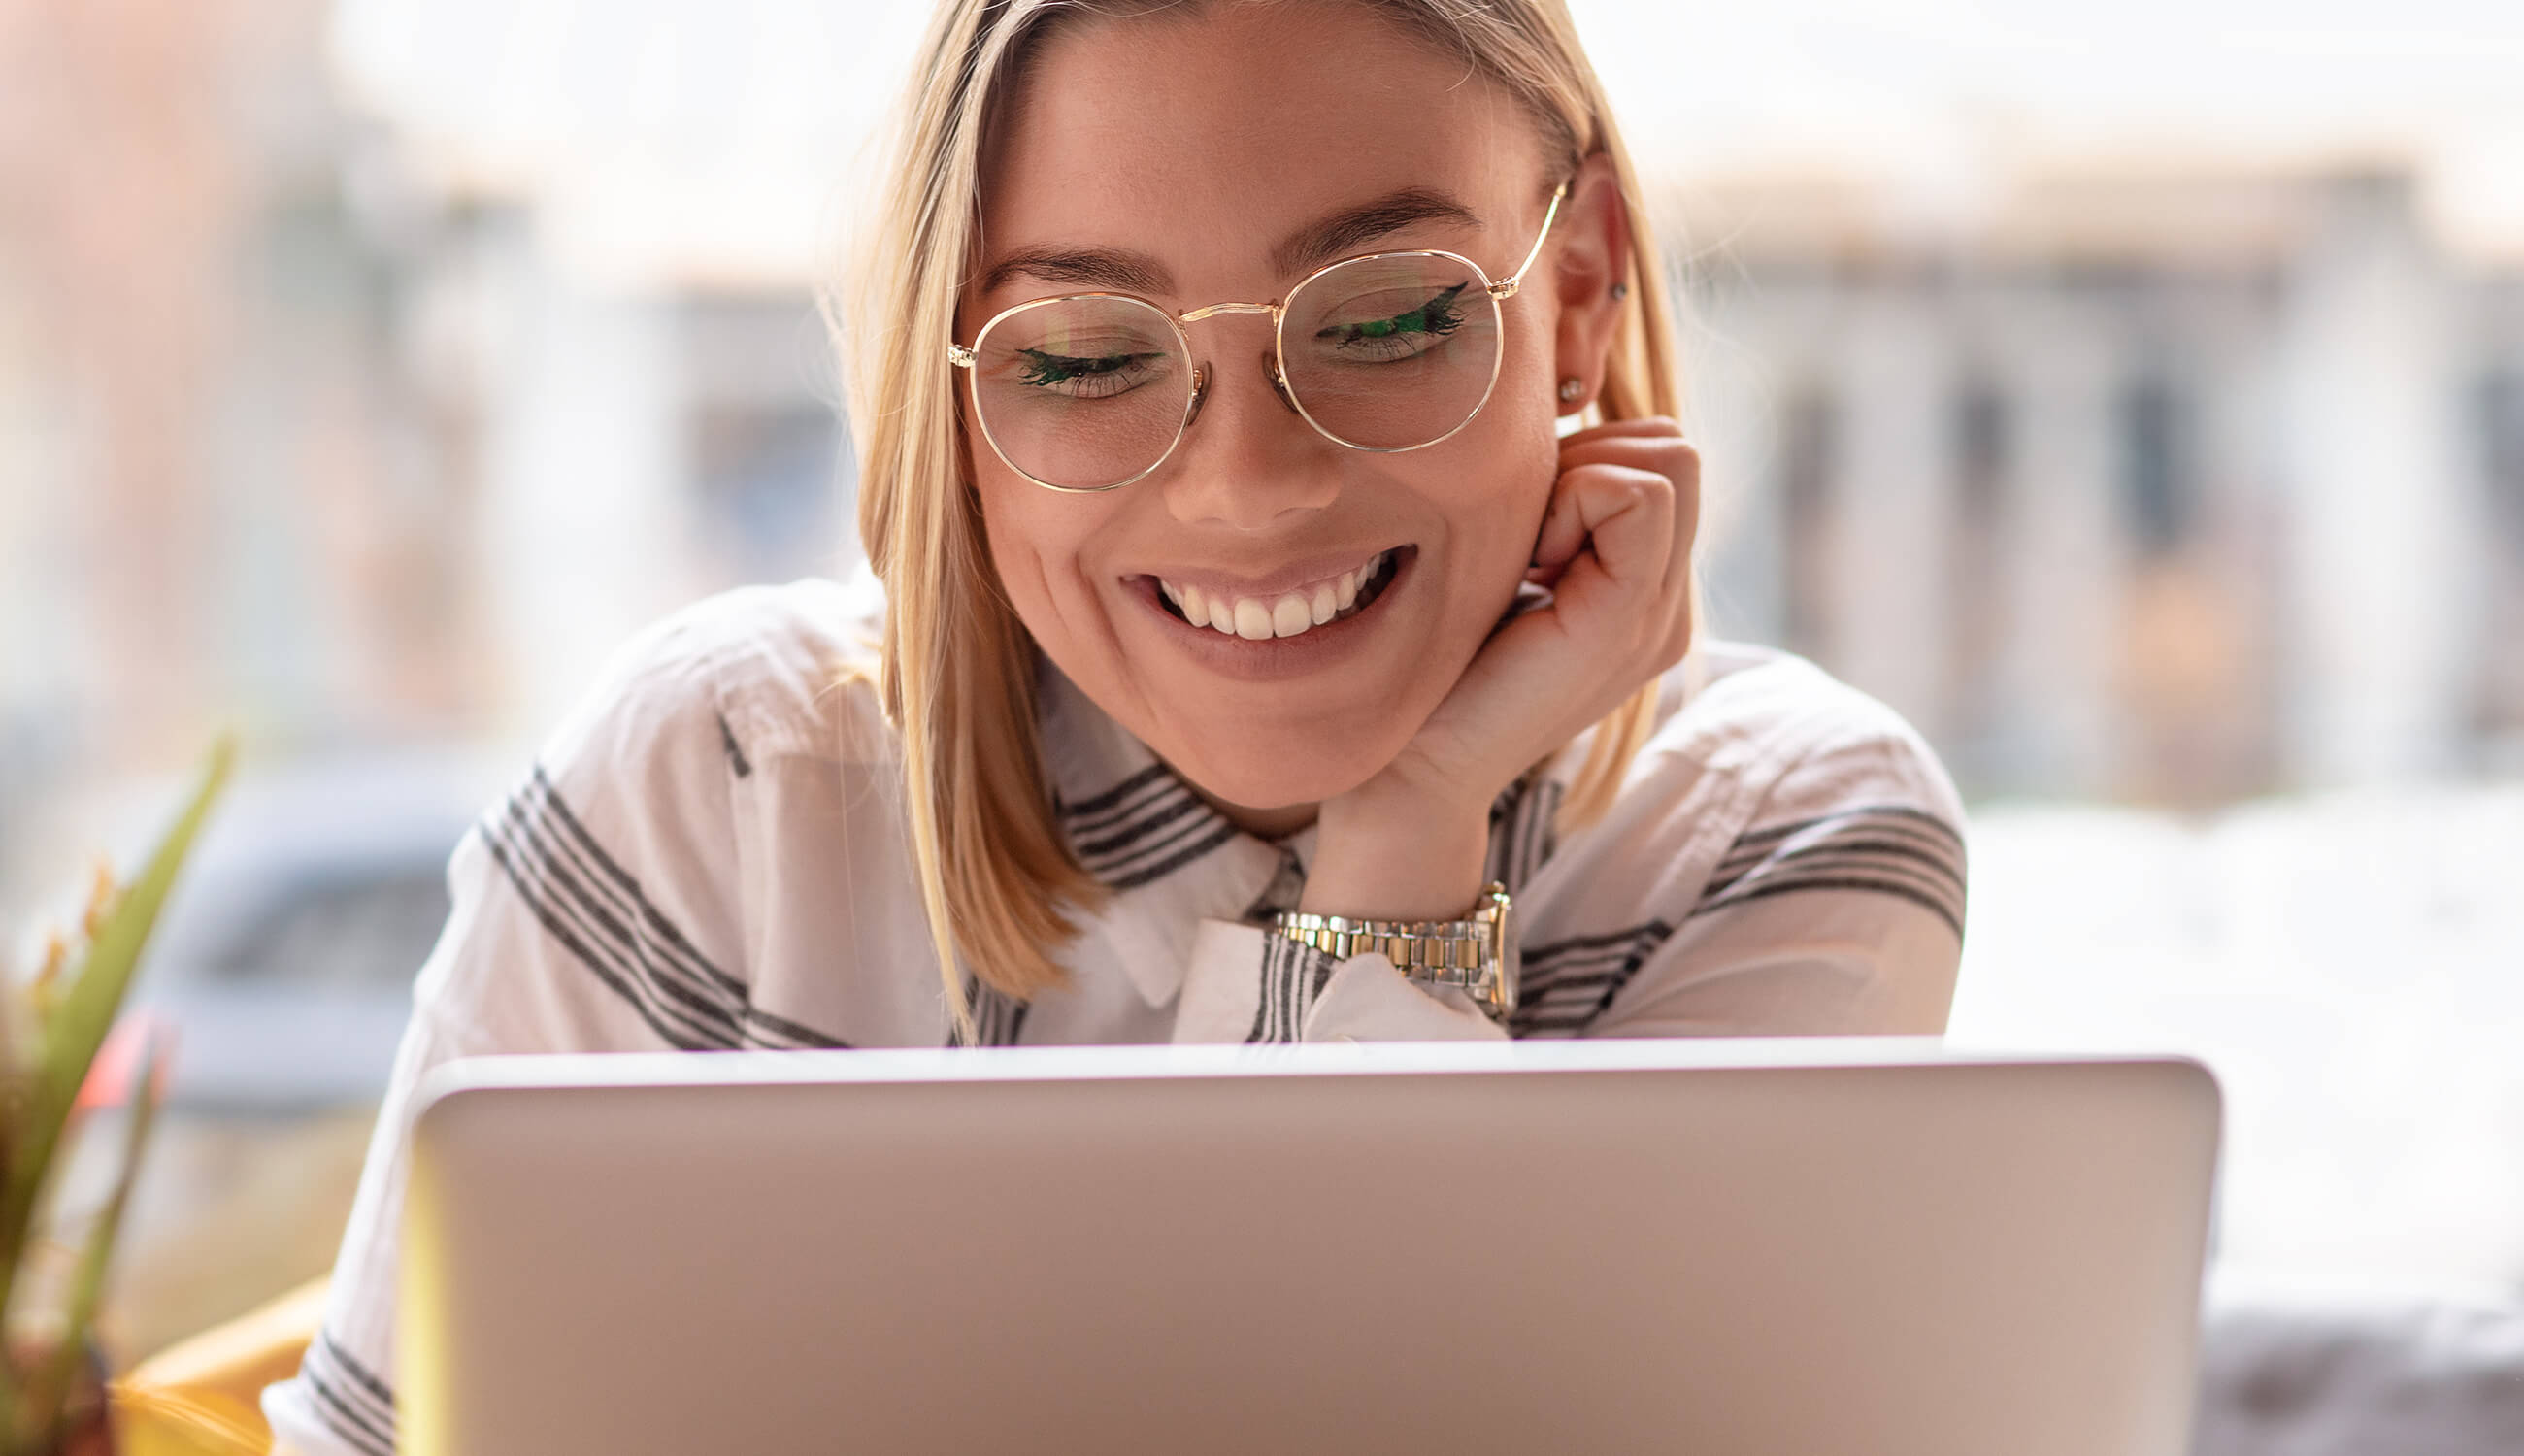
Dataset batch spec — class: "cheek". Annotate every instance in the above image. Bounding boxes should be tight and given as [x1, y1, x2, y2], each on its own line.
[974, 474, 1065, 605]
[975, 466, 1097, 632]
[1443, 363, 1562, 566]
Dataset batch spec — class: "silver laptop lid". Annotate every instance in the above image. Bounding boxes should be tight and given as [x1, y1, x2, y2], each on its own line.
[400, 1039, 2220, 1456]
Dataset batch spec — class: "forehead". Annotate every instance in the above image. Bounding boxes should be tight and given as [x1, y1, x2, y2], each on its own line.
[979, 3, 1543, 285]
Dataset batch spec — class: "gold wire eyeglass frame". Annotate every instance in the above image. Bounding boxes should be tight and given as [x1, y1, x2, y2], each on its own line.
[946, 182, 1569, 493]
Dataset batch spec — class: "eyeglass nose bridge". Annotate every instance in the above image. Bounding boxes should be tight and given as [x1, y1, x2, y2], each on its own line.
[1174, 300, 1300, 439]
[1176, 355, 1304, 439]
[1178, 300, 1277, 325]
[1174, 285, 1305, 443]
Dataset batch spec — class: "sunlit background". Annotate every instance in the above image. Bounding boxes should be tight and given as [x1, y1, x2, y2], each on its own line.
[2, 0, 2519, 1364]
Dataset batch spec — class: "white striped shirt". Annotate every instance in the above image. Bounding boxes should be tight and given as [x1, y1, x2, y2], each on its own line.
[262, 573, 1968, 1456]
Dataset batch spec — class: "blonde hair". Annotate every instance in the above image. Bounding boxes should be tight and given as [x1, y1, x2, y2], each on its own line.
[834, 0, 1685, 1042]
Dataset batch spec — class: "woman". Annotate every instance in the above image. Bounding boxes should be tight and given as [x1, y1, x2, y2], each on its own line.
[265, 1, 1966, 1451]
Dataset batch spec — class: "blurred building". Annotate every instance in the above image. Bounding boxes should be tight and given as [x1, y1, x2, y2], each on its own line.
[1682, 166, 2524, 803]
[0, 0, 851, 917]
[5, 0, 2522, 902]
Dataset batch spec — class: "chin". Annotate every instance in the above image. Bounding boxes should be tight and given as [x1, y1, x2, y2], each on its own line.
[1167, 734, 1392, 816]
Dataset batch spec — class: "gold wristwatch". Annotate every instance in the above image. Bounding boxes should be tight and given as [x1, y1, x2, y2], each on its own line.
[1271, 881, 1518, 1019]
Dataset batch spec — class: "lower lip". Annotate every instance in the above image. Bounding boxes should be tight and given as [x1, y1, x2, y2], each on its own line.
[1129, 549, 1414, 683]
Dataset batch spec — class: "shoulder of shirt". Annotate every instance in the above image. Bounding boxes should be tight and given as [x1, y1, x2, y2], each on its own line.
[536, 572, 897, 782]
[1584, 638, 1966, 829]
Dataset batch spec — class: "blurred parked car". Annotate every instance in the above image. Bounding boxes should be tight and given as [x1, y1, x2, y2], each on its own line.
[119, 746, 503, 1111]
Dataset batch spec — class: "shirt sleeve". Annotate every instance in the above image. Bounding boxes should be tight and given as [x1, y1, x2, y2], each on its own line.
[1522, 724, 1968, 1041]
[260, 612, 756, 1456]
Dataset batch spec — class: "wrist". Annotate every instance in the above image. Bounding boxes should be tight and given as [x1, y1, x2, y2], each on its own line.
[1297, 790, 1489, 921]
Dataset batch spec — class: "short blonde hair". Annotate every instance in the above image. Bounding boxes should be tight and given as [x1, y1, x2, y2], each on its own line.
[834, 0, 1684, 1042]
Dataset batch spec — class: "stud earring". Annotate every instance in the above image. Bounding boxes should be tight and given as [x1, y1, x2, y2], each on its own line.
[1610, 281, 1629, 301]
[1557, 377, 1586, 403]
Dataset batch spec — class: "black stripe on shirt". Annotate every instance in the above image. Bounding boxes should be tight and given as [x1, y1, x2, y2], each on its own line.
[1508, 920, 1674, 1039]
[1705, 834, 1961, 896]
[1480, 779, 1523, 888]
[1245, 935, 1289, 1043]
[1706, 815, 1963, 894]
[1104, 815, 1242, 890]
[1513, 778, 1562, 893]
[1722, 802, 1964, 856]
[1700, 845, 1966, 933]
[716, 711, 753, 778]
[482, 801, 728, 1050]
[1700, 874, 1966, 939]
[1055, 762, 1172, 821]
[1058, 765, 1240, 888]
[1072, 789, 1207, 862]
[1693, 806, 1967, 938]
[299, 1331, 396, 1456]
[1480, 775, 1563, 897]
[482, 768, 850, 1052]
[1058, 770, 1184, 847]
[1245, 934, 1328, 1043]
[963, 977, 1031, 1047]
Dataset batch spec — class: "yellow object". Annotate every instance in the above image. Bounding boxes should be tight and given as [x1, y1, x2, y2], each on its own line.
[109, 1276, 326, 1456]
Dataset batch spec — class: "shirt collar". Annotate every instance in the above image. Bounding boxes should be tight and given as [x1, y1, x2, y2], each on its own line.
[1035, 654, 1291, 1008]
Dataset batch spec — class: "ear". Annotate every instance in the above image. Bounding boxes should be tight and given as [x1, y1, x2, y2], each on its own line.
[1544, 151, 1632, 419]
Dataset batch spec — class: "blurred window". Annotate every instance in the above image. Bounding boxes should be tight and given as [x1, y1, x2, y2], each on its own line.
[208, 868, 450, 990]
[1780, 383, 1839, 658]
[2481, 367, 2524, 559]
[1950, 380, 2010, 742]
[693, 403, 849, 584]
[2119, 373, 2193, 556]
[2474, 367, 2524, 740]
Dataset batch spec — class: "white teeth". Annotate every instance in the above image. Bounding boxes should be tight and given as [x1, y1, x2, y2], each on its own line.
[1164, 549, 1396, 642]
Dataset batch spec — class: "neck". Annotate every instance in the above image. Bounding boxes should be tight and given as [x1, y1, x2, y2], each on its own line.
[1182, 778, 1317, 840]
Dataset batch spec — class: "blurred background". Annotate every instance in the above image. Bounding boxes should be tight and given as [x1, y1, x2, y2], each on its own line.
[1, 0, 2518, 1363]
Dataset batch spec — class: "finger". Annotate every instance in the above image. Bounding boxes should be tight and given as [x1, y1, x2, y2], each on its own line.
[1542, 463, 1675, 605]
[1557, 429, 1696, 482]
[1529, 480, 1585, 578]
[1528, 462, 1621, 579]
[1555, 414, 1685, 450]
[1664, 443, 1704, 600]
[1557, 435, 1699, 597]
[1534, 435, 1689, 548]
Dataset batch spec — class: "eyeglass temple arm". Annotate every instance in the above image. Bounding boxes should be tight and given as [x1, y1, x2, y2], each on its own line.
[1487, 182, 1570, 302]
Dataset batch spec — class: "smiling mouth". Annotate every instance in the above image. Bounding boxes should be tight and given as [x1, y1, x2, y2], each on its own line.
[1151, 548, 1405, 640]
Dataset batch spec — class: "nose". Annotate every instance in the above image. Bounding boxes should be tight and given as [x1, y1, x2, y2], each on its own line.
[1159, 346, 1337, 531]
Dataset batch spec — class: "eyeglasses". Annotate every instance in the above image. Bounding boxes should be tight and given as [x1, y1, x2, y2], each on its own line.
[947, 182, 1568, 493]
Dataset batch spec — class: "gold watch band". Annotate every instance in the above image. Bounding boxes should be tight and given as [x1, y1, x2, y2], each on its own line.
[1271, 882, 1515, 1016]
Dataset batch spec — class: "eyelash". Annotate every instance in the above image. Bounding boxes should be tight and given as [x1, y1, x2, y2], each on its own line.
[1007, 280, 1469, 393]
[1015, 347, 1164, 397]
[1315, 283, 1470, 357]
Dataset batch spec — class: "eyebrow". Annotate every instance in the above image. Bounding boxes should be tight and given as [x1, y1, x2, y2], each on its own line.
[977, 185, 1485, 299]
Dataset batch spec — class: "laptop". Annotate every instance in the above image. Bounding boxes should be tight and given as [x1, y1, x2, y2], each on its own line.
[397, 1038, 2220, 1455]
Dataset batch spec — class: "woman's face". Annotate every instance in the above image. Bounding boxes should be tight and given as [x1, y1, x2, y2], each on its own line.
[965, 2, 1607, 821]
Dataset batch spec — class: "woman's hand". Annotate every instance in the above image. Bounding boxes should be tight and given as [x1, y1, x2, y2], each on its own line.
[1299, 416, 1701, 920]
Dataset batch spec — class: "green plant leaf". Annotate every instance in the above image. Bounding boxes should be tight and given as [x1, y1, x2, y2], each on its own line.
[0, 732, 232, 1340]
[16, 1032, 163, 1451]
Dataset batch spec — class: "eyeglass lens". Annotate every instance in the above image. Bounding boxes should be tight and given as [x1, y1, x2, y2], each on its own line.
[969, 252, 1500, 490]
